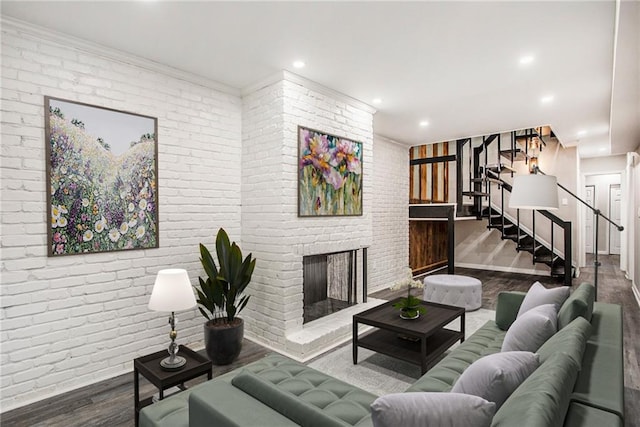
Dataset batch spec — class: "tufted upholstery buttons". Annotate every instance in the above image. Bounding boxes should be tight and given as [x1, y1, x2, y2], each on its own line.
[423, 274, 482, 311]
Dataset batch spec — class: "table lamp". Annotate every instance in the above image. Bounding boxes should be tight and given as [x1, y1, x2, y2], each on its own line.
[148, 269, 196, 370]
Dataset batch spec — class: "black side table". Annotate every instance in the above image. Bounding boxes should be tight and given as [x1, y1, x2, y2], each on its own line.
[134, 345, 211, 426]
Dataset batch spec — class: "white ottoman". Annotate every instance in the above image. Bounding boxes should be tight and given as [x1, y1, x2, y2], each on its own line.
[423, 274, 482, 311]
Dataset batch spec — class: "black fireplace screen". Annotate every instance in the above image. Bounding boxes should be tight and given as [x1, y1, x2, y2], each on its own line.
[302, 249, 357, 323]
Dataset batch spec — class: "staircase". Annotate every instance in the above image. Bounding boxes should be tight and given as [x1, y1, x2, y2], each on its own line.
[456, 127, 573, 285]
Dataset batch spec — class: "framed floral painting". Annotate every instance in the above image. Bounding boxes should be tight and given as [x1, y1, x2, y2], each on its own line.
[298, 126, 363, 216]
[45, 97, 159, 256]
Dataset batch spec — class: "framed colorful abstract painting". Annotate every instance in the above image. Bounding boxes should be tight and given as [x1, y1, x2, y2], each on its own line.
[45, 97, 159, 256]
[298, 126, 363, 217]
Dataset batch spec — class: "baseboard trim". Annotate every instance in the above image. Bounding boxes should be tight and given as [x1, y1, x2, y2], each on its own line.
[455, 262, 549, 277]
[633, 284, 640, 309]
[244, 331, 360, 364]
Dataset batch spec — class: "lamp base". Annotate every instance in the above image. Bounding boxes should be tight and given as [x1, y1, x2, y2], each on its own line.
[160, 355, 186, 371]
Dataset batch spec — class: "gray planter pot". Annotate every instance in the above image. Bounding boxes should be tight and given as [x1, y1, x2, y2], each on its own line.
[204, 318, 244, 365]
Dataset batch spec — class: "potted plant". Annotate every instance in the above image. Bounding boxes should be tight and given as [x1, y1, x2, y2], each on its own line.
[195, 228, 256, 365]
[390, 268, 426, 319]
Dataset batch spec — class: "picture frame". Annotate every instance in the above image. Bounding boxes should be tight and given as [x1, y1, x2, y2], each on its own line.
[298, 126, 363, 217]
[45, 96, 159, 256]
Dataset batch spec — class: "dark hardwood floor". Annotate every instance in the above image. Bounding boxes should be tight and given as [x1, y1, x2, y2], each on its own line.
[0, 340, 271, 427]
[2, 256, 638, 427]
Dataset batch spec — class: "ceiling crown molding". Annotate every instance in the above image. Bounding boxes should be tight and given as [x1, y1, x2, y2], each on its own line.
[0, 16, 240, 96]
[374, 133, 411, 148]
[242, 70, 377, 115]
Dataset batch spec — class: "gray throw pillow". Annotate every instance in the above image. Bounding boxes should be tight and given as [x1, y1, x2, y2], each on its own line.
[371, 392, 495, 427]
[451, 351, 540, 409]
[502, 304, 557, 352]
[517, 281, 570, 317]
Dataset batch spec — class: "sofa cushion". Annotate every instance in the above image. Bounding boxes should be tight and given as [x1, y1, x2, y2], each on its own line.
[563, 402, 623, 427]
[231, 362, 377, 427]
[139, 384, 196, 427]
[569, 302, 624, 419]
[558, 283, 595, 329]
[232, 371, 349, 427]
[536, 316, 591, 366]
[495, 291, 526, 330]
[571, 342, 624, 419]
[588, 302, 622, 346]
[501, 304, 557, 352]
[189, 380, 299, 427]
[451, 351, 539, 409]
[490, 352, 580, 427]
[517, 281, 570, 317]
[406, 320, 505, 392]
[370, 392, 495, 427]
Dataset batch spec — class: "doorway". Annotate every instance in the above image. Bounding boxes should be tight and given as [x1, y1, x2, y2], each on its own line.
[609, 184, 621, 255]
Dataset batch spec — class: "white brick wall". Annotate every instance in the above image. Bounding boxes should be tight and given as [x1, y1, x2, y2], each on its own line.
[0, 25, 242, 411]
[1, 24, 410, 410]
[241, 74, 374, 357]
[369, 135, 409, 293]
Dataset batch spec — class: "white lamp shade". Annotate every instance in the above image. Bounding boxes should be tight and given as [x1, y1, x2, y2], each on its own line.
[148, 269, 196, 312]
[509, 174, 559, 210]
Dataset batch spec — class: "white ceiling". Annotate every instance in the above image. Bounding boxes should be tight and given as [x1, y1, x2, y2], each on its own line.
[2, 1, 638, 156]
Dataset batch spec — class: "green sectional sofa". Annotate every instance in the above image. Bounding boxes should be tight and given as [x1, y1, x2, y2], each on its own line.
[140, 283, 624, 427]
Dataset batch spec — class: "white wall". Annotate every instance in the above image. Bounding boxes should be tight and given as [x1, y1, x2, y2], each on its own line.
[369, 135, 409, 293]
[0, 23, 242, 411]
[584, 173, 621, 253]
[241, 73, 374, 358]
[581, 154, 626, 173]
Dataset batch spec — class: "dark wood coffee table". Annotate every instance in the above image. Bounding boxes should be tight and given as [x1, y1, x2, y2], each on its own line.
[353, 298, 465, 374]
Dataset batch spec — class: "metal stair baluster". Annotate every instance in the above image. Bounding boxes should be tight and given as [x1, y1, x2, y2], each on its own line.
[501, 185, 505, 238]
[551, 222, 554, 265]
[517, 209, 520, 247]
[532, 211, 536, 265]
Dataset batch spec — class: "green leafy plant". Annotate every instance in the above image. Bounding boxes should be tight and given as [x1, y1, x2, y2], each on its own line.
[196, 228, 256, 323]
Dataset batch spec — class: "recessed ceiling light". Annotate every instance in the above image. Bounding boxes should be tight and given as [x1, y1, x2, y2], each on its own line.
[293, 60, 305, 69]
[419, 120, 429, 127]
[372, 98, 382, 105]
[519, 55, 534, 65]
[540, 95, 554, 104]
[577, 130, 587, 136]
[599, 147, 607, 152]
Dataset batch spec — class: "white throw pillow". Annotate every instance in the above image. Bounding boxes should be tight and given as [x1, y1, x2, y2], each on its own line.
[451, 351, 540, 409]
[371, 392, 495, 427]
[517, 281, 570, 317]
[502, 304, 557, 352]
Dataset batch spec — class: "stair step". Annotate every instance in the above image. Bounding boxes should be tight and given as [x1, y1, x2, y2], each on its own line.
[462, 191, 489, 197]
[484, 163, 516, 174]
[534, 254, 557, 263]
[499, 149, 529, 162]
[550, 265, 567, 277]
[470, 178, 485, 183]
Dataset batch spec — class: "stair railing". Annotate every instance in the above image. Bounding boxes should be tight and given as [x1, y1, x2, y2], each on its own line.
[486, 169, 573, 285]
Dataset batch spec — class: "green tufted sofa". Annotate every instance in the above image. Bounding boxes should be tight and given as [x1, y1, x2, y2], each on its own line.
[140, 283, 624, 427]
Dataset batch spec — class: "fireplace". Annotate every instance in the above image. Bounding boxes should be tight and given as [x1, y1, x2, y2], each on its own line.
[303, 249, 363, 323]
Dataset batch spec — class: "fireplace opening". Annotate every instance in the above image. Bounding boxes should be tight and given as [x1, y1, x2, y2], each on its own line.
[303, 249, 358, 324]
